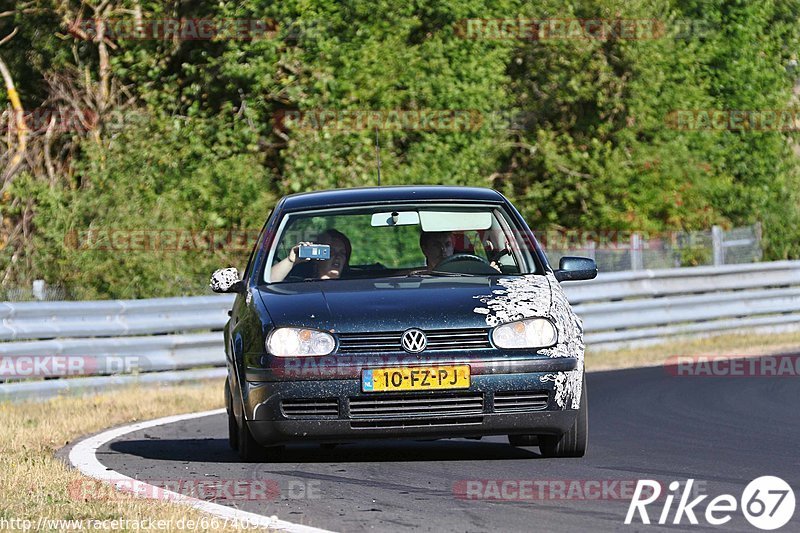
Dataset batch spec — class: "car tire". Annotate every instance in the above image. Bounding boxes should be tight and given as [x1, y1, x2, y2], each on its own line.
[539, 379, 588, 458]
[227, 408, 239, 451]
[235, 402, 285, 462]
[237, 414, 266, 462]
[225, 381, 238, 450]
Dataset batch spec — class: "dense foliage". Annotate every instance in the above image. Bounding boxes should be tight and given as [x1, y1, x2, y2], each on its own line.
[1, 0, 798, 298]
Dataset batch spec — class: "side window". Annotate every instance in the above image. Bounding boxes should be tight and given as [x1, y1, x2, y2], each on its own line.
[490, 209, 531, 274]
[243, 210, 273, 281]
[241, 230, 261, 281]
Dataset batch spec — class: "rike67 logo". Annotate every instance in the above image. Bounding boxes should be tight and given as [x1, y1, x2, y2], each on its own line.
[626, 477, 795, 530]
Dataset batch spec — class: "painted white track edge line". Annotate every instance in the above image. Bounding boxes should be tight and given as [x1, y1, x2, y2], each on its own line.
[68, 408, 334, 533]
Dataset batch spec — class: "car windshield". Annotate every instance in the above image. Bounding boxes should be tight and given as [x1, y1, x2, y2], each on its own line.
[264, 205, 538, 283]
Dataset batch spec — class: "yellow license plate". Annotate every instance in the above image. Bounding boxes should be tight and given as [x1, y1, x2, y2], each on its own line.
[362, 365, 471, 392]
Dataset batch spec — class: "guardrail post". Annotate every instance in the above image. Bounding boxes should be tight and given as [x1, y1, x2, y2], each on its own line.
[32, 280, 45, 301]
[630, 233, 643, 271]
[587, 240, 596, 259]
[712, 225, 724, 265]
[754, 222, 763, 261]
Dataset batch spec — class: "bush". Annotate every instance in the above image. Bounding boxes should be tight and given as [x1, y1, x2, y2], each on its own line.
[14, 111, 276, 299]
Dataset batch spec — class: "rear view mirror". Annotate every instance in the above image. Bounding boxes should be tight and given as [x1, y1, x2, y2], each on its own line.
[554, 257, 598, 282]
[371, 211, 420, 227]
[210, 267, 245, 293]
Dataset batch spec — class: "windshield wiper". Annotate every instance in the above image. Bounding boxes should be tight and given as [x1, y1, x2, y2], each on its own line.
[402, 269, 475, 278]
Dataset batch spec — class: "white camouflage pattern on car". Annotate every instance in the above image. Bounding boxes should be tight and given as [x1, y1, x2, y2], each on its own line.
[472, 275, 550, 327]
[473, 272, 584, 409]
[539, 272, 584, 409]
[210, 267, 240, 292]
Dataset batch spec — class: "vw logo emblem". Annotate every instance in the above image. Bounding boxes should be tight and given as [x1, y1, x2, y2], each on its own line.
[401, 329, 427, 353]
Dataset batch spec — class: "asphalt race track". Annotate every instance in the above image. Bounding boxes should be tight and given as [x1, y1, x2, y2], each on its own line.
[86, 365, 800, 532]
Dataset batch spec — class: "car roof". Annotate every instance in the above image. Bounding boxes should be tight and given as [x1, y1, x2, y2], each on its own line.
[280, 186, 506, 211]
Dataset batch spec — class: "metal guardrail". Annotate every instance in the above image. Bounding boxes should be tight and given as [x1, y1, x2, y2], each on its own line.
[1, 367, 228, 402]
[2, 261, 800, 400]
[563, 260, 800, 347]
[0, 295, 234, 341]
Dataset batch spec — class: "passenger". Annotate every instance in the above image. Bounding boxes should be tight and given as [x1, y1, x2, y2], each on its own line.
[271, 229, 351, 282]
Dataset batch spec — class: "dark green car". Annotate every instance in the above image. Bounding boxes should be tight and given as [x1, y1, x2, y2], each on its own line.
[211, 186, 597, 461]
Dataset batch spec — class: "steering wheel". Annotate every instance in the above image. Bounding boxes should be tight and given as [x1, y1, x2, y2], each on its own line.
[434, 253, 495, 273]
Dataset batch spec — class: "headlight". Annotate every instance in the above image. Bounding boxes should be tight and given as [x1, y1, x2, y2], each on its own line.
[492, 318, 557, 349]
[266, 327, 335, 357]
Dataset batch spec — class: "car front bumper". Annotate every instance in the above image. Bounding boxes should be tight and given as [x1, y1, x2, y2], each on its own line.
[242, 366, 581, 445]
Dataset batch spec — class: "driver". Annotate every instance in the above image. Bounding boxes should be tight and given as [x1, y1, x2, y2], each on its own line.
[419, 231, 454, 269]
[419, 230, 502, 272]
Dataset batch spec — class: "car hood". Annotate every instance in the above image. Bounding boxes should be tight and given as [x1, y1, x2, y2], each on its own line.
[256, 275, 553, 332]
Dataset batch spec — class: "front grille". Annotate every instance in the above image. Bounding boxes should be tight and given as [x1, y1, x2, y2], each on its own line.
[351, 416, 483, 429]
[281, 398, 339, 418]
[349, 392, 484, 418]
[493, 391, 550, 412]
[337, 328, 491, 353]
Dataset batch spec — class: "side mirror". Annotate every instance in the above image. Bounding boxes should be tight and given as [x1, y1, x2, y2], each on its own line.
[210, 267, 245, 293]
[554, 256, 598, 282]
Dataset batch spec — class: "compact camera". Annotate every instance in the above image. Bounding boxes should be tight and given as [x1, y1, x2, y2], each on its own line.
[298, 244, 331, 260]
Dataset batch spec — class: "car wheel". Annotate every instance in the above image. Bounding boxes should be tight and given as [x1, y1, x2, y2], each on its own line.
[225, 381, 238, 450]
[539, 379, 588, 458]
[235, 402, 285, 462]
[507, 434, 538, 447]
